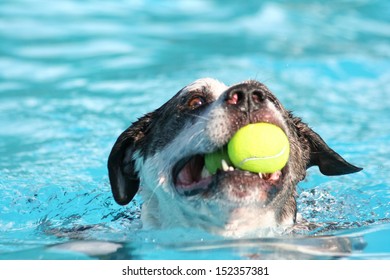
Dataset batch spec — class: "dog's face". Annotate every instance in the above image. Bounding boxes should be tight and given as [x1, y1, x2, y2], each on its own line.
[108, 78, 361, 237]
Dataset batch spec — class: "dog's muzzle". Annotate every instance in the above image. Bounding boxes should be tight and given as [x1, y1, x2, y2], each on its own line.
[172, 84, 288, 204]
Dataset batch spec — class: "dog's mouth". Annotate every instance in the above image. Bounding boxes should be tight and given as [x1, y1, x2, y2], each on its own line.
[172, 150, 286, 202]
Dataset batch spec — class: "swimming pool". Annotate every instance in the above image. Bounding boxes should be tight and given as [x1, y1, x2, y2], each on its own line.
[0, 0, 389, 259]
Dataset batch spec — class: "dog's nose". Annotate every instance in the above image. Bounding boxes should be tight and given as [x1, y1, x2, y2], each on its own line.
[225, 85, 266, 112]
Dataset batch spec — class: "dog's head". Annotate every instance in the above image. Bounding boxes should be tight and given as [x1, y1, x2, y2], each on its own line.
[108, 78, 362, 236]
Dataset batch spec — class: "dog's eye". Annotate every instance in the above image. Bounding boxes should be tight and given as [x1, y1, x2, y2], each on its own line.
[188, 96, 205, 109]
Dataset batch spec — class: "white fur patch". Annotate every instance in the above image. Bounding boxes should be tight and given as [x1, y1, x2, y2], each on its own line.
[181, 78, 228, 99]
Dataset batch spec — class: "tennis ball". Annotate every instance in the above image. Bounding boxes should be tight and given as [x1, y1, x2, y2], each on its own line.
[227, 123, 289, 173]
[204, 147, 232, 174]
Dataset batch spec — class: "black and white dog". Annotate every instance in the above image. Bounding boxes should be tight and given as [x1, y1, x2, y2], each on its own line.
[108, 78, 362, 237]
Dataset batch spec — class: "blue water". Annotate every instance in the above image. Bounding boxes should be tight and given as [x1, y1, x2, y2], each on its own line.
[1, 0, 389, 259]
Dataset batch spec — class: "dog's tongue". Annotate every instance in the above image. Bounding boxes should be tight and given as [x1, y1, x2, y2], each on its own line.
[176, 155, 204, 186]
[176, 164, 193, 185]
[175, 156, 213, 195]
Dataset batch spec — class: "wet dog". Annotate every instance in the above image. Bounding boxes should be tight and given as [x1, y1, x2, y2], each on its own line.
[108, 78, 362, 237]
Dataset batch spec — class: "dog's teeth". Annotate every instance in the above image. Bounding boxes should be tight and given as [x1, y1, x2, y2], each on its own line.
[221, 159, 229, 172]
[270, 170, 282, 181]
[228, 166, 235, 172]
[258, 173, 263, 179]
[201, 167, 211, 178]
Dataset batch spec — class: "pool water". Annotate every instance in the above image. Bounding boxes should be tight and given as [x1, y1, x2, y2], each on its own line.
[0, 0, 389, 259]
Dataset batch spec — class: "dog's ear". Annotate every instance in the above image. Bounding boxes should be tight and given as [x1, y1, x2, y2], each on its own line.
[295, 118, 362, 176]
[107, 114, 152, 205]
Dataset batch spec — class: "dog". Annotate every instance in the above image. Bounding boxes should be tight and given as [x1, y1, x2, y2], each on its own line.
[107, 78, 362, 237]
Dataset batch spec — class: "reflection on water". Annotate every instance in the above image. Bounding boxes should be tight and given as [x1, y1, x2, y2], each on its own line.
[4, 223, 390, 260]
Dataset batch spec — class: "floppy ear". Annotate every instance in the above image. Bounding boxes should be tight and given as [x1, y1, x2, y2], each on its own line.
[107, 114, 152, 205]
[301, 123, 362, 176]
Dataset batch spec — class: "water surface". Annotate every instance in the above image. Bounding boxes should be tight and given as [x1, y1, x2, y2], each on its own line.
[0, 0, 389, 259]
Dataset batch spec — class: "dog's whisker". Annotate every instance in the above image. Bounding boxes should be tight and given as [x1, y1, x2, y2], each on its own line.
[194, 136, 205, 149]
[187, 128, 205, 144]
[143, 180, 161, 209]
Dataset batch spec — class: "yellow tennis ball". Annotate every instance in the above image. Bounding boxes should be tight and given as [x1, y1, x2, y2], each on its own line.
[227, 123, 290, 173]
[204, 147, 232, 174]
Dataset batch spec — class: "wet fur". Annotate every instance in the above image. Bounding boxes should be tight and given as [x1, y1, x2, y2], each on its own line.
[108, 78, 362, 237]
